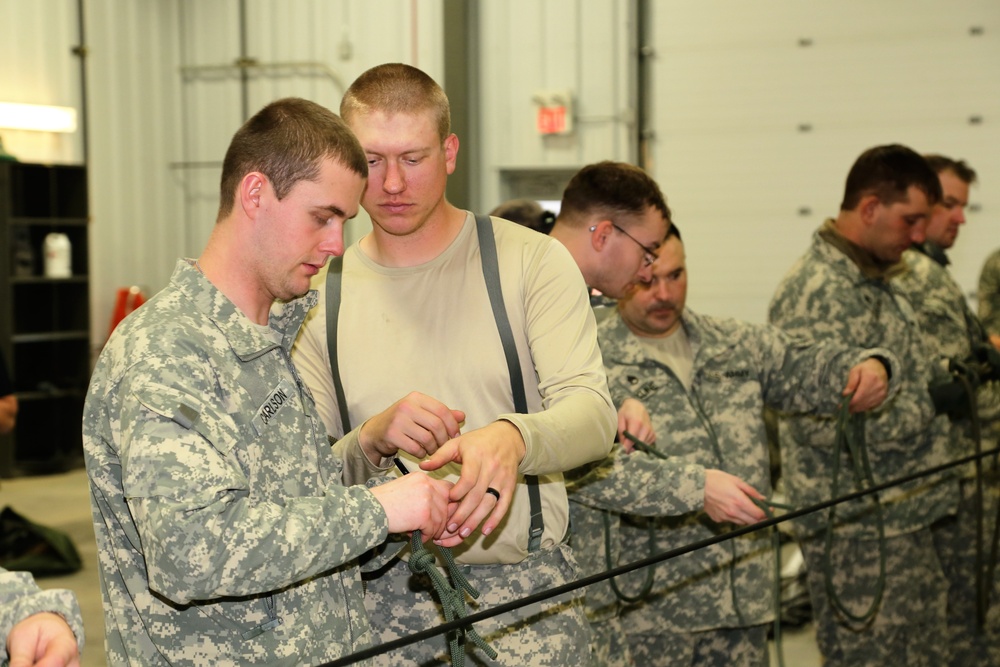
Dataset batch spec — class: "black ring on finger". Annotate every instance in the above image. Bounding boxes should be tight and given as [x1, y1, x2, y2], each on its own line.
[486, 487, 501, 501]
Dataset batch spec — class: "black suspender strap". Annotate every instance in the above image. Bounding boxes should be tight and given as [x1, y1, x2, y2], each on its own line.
[324, 256, 352, 433]
[474, 214, 543, 553]
[324, 216, 544, 553]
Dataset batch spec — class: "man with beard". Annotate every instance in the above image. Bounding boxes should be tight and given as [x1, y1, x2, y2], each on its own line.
[587, 224, 893, 666]
[548, 163, 775, 666]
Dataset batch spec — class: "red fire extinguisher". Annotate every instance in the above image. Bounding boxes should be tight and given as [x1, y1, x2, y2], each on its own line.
[108, 286, 147, 339]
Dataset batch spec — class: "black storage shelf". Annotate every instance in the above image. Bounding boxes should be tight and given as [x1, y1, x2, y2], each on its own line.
[0, 162, 91, 477]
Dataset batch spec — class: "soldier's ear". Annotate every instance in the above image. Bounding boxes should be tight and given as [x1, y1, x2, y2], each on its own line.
[859, 195, 881, 226]
[241, 173, 267, 218]
[589, 220, 614, 251]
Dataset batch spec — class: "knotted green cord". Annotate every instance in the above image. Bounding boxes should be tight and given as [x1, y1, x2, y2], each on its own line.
[407, 532, 498, 665]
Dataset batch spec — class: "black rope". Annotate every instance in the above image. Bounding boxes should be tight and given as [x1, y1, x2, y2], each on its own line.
[317, 445, 1000, 667]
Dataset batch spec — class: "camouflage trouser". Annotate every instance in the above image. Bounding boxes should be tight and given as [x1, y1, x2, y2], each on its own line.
[626, 625, 768, 667]
[363, 541, 595, 666]
[799, 528, 949, 667]
[588, 616, 635, 667]
[931, 474, 1000, 667]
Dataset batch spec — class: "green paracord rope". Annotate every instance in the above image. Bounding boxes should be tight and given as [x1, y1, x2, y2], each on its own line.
[601, 432, 666, 604]
[750, 496, 795, 667]
[392, 454, 497, 666]
[823, 396, 887, 625]
[406, 533, 498, 665]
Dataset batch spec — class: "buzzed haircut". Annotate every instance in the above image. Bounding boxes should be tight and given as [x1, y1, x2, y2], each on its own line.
[840, 144, 942, 211]
[340, 63, 451, 142]
[924, 154, 978, 185]
[558, 161, 672, 230]
[218, 97, 367, 220]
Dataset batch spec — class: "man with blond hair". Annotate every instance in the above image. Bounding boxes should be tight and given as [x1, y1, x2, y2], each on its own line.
[293, 64, 616, 666]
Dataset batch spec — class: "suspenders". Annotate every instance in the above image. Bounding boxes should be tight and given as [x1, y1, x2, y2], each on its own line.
[324, 214, 544, 553]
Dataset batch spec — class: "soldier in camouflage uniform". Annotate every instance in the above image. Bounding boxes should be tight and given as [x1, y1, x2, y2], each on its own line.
[899, 155, 1000, 665]
[1, 567, 83, 667]
[83, 98, 455, 666]
[584, 226, 895, 667]
[548, 165, 775, 666]
[980, 249, 1000, 349]
[769, 144, 960, 667]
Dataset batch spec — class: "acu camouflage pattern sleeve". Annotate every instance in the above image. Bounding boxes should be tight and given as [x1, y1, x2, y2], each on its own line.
[978, 249, 1000, 338]
[0, 569, 84, 659]
[118, 355, 388, 605]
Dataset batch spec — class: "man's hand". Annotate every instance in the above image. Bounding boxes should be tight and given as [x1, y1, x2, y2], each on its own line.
[358, 392, 465, 463]
[420, 420, 525, 545]
[369, 472, 455, 541]
[7, 611, 80, 667]
[703, 469, 766, 525]
[842, 358, 889, 413]
[617, 398, 656, 452]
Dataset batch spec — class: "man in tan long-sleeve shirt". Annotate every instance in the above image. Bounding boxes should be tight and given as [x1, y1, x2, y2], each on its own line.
[293, 63, 616, 666]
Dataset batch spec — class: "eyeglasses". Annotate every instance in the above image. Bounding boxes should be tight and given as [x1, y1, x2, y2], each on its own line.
[591, 223, 659, 266]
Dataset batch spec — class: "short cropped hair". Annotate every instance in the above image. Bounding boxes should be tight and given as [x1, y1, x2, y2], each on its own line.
[489, 199, 556, 234]
[340, 63, 451, 142]
[218, 97, 367, 219]
[840, 144, 942, 211]
[558, 161, 672, 230]
[924, 154, 978, 185]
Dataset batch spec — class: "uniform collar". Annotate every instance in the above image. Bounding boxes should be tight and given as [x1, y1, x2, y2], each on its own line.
[173, 259, 318, 359]
[913, 241, 950, 267]
[816, 219, 909, 281]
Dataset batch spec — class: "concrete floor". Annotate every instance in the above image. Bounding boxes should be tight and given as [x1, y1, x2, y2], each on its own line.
[1, 468, 824, 666]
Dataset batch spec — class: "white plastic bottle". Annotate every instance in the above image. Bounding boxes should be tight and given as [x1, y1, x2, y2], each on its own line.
[43, 232, 72, 278]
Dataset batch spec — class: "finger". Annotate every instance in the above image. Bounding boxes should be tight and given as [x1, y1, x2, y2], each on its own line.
[481, 482, 515, 537]
[732, 500, 765, 525]
[735, 480, 765, 500]
[448, 486, 487, 537]
[450, 409, 467, 433]
[400, 406, 462, 454]
[434, 533, 467, 548]
[455, 490, 499, 539]
[419, 439, 461, 473]
[843, 367, 861, 396]
[447, 458, 484, 505]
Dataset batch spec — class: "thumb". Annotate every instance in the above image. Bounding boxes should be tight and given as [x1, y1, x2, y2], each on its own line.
[737, 480, 765, 500]
[843, 367, 861, 396]
[420, 440, 458, 471]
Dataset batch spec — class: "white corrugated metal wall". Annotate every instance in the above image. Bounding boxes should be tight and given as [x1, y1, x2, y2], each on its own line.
[4, 0, 1000, 349]
[1, 0, 444, 355]
[647, 0, 1000, 323]
[478, 0, 638, 208]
